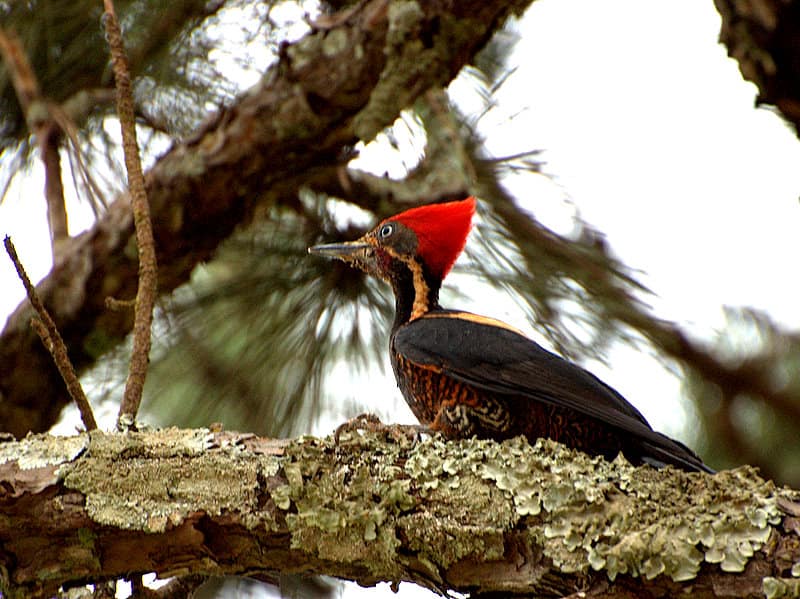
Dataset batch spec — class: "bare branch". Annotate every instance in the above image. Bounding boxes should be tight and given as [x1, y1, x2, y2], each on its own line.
[0, 28, 69, 256]
[3, 237, 97, 432]
[102, 1, 158, 428]
[715, 0, 800, 135]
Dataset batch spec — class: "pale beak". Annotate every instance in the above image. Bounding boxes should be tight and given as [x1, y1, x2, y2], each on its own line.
[308, 240, 369, 259]
[308, 239, 377, 273]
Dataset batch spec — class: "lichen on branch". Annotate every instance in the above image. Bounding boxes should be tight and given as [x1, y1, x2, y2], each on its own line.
[1, 428, 798, 598]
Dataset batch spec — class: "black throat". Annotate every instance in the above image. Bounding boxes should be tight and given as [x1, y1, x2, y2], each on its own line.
[389, 258, 442, 332]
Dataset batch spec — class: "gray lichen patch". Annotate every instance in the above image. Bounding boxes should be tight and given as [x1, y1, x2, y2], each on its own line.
[82, 427, 214, 458]
[0, 432, 88, 471]
[401, 436, 517, 569]
[321, 28, 351, 58]
[764, 576, 800, 599]
[62, 429, 277, 533]
[277, 433, 417, 582]
[404, 435, 787, 583]
[352, 2, 482, 142]
[9, 427, 792, 590]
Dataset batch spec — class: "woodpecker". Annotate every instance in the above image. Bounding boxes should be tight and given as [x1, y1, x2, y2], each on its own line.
[310, 197, 711, 473]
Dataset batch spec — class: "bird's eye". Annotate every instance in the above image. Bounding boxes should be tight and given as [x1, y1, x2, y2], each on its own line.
[379, 223, 394, 239]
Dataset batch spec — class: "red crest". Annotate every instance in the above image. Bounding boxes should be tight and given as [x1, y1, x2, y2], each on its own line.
[388, 197, 476, 280]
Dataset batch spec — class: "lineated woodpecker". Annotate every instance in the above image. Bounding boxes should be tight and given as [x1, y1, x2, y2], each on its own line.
[310, 197, 712, 473]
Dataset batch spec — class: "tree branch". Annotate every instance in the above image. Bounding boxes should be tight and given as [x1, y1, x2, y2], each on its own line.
[0, 28, 69, 256]
[715, 0, 800, 135]
[0, 429, 797, 598]
[102, 0, 158, 427]
[2, 237, 96, 431]
[0, 0, 533, 437]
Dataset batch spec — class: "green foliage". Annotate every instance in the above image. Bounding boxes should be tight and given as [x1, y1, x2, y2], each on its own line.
[0, 0, 233, 200]
[685, 307, 800, 484]
[0, 0, 227, 142]
[143, 199, 392, 437]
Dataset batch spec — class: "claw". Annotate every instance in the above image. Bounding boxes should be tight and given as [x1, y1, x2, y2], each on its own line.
[334, 413, 432, 445]
[334, 413, 384, 444]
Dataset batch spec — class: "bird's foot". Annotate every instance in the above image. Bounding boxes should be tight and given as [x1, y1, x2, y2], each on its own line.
[334, 413, 431, 445]
[390, 423, 433, 444]
[334, 412, 383, 443]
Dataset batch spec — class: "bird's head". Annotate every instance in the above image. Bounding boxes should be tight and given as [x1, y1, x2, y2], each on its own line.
[309, 197, 476, 284]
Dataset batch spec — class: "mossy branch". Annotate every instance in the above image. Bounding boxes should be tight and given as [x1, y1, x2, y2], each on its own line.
[1, 428, 798, 598]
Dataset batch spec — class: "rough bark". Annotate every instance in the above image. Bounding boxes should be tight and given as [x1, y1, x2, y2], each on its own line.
[1, 429, 799, 598]
[715, 0, 800, 134]
[0, 0, 533, 438]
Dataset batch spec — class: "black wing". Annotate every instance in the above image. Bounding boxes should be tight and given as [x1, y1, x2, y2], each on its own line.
[394, 311, 712, 473]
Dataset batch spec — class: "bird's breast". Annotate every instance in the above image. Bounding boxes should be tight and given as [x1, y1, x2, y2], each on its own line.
[390, 346, 515, 438]
[390, 350, 448, 425]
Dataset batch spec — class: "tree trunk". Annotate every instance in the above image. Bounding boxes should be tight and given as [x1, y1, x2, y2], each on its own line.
[1, 428, 798, 598]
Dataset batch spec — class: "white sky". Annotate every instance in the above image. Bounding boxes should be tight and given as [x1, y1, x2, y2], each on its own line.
[1, 1, 799, 597]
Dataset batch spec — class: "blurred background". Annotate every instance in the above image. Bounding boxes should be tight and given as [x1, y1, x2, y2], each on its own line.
[2, 0, 800, 597]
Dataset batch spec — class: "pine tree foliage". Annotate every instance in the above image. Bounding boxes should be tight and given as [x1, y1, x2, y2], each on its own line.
[1, 0, 237, 200]
[144, 200, 393, 437]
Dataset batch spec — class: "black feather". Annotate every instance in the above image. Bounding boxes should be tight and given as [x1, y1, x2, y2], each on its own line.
[394, 310, 713, 473]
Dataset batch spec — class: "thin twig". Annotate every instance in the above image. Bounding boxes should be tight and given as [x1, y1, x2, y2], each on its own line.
[40, 125, 68, 253]
[3, 236, 97, 431]
[51, 98, 112, 217]
[102, 1, 158, 428]
[0, 28, 69, 257]
[105, 296, 136, 311]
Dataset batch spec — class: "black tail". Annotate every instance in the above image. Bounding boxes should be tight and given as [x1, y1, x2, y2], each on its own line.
[639, 434, 715, 473]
